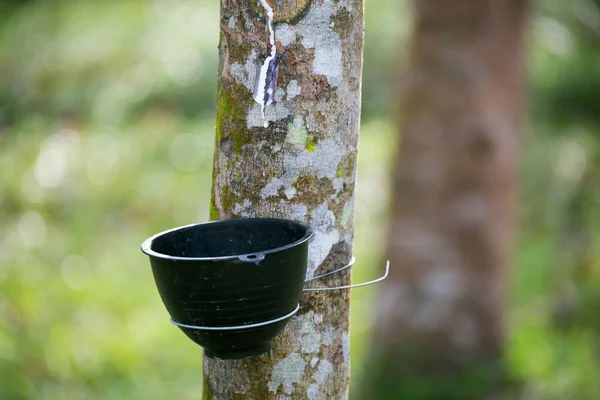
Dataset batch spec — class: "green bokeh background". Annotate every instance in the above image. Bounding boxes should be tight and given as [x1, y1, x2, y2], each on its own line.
[1, 0, 600, 398]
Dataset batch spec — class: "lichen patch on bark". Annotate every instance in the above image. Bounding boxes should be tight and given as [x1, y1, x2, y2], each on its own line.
[307, 359, 334, 398]
[268, 353, 307, 394]
[230, 50, 259, 91]
[297, 2, 343, 87]
[307, 202, 340, 277]
[276, 23, 297, 46]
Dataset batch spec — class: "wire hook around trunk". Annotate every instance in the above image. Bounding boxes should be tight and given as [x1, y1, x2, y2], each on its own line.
[303, 258, 390, 291]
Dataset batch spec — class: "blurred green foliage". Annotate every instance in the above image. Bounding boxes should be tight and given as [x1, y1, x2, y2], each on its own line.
[0, 0, 599, 399]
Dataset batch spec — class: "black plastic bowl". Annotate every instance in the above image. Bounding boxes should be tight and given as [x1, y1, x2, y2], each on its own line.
[141, 218, 313, 359]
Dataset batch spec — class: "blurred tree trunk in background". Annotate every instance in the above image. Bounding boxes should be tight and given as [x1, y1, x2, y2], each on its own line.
[358, 0, 529, 398]
[205, 0, 364, 399]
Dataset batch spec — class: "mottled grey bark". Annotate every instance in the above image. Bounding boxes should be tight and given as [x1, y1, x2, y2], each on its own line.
[205, 0, 364, 399]
[358, 0, 529, 398]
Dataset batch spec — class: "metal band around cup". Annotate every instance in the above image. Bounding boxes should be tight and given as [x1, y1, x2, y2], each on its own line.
[170, 303, 300, 331]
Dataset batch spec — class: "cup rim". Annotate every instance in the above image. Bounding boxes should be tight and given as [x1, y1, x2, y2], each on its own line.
[140, 218, 313, 262]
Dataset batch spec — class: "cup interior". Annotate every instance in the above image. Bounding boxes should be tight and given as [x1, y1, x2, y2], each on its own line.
[147, 219, 310, 259]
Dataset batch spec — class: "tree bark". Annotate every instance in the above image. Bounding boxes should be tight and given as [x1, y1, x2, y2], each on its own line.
[205, 0, 364, 399]
[359, 0, 529, 398]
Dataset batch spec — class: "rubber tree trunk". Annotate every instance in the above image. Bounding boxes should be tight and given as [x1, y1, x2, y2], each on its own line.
[204, 0, 364, 399]
[359, 0, 528, 398]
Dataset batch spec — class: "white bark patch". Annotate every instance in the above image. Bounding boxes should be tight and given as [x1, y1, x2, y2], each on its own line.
[298, 2, 343, 87]
[308, 230, 339, 277]
[230, 50, 259, 91]
[290, 203, 308, 220]
[322, 325, 337, 346]
[344, 233, 352, 245]
[276, 87, 286, 102]
[272, 102, 291, 120]
[314, 359, 334, 384]
[296, 311, 324, 354]
[233, 199, 253, 217]
[307, 359, 334, 399]
[247, 102, 290, 128]
[311, 138, 343, 179]
[254, 0, 277, 127]
[331, 178, 344, 200]
[260, 177, 285, 199]
[308, 202, 339, 277]
[228, 16, 236, 28]
[276, 23, 297, 46]
[259, 138, 342, 200]
[342, 332, 350, 362]
[311, 202, 336, 231]
[310, 357, 320, 368]
[284, 186, 297, 199]
[286, 80, 301, 100]
[246, 104, 265, 128]
[268, 353, 307, 394]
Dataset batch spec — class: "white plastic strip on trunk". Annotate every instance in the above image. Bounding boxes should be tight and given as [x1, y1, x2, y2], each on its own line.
[253, 0, 276, 128]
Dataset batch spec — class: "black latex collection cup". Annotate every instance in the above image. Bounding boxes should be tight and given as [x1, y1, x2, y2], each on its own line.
[141, 218, 313, 359]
